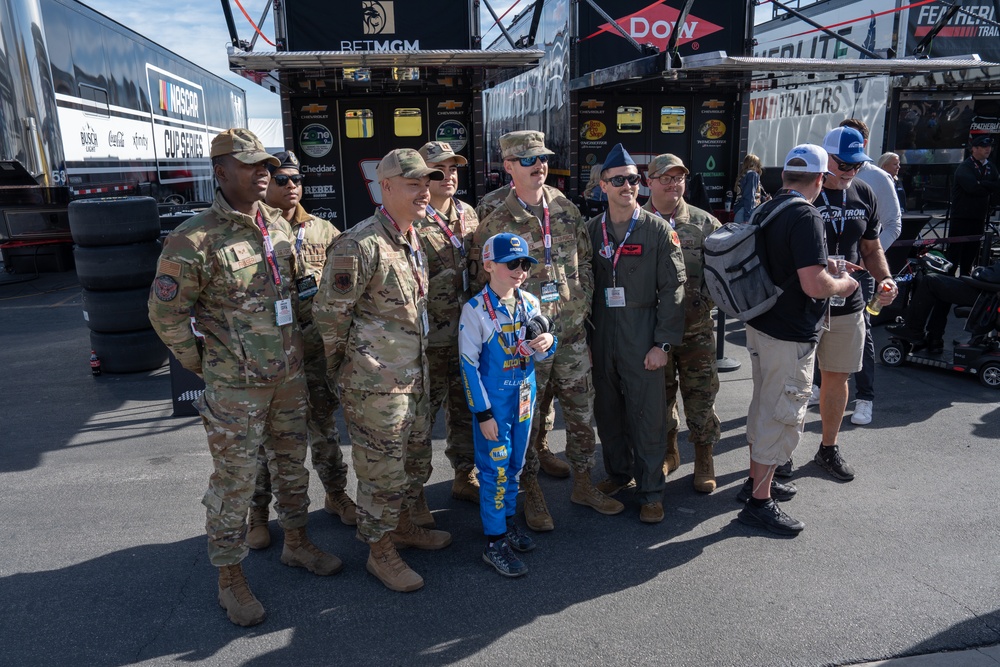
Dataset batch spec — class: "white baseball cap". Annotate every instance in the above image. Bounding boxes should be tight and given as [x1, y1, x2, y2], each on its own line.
[783, 144, 834, 176]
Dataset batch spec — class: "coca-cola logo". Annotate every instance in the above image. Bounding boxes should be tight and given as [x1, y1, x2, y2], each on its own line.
[109, 131, 125, 148]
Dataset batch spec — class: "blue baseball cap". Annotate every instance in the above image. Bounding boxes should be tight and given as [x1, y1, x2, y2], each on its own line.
[970, 135, 994, 147]
[602, 143, 636, 171]
[482, 232, 537, 264]
[822, 127, 872, 163]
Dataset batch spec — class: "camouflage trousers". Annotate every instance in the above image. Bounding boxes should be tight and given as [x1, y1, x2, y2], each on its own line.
[665, 323, 721, 448]
[340, 390, 431, 543]
[251, 324, 348, 507]
[196, 377, 310, 566]
[523, 329, 596, 478]
[426, 343, 475, 472]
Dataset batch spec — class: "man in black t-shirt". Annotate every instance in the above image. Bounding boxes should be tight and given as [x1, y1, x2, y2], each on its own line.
[807, 127, 897, 483]
[739, 145, 857, 536]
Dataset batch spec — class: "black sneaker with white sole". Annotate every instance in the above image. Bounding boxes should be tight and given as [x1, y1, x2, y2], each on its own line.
[736, 478, 797, 503]
[814, 444, 855, 481]
[738, 499, 805, 536]
[505, 520, 537, 552]
[773, 458, 793, 478]
[483, 538, 528, 577]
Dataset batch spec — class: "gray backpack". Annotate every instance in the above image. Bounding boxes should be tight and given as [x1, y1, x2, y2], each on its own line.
[703, 196, 801, 322]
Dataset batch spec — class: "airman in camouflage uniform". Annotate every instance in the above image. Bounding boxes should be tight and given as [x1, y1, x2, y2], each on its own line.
[246, 151, 358, 552]
[476, 183, 511, 221]
[313, 148, 452, 593]
[415, 141, 480, 505]
[588, 144, 687, 524]
[472, 130, 623, 532]
[643, 154, 722, 493]
[148, 129, 341, 628]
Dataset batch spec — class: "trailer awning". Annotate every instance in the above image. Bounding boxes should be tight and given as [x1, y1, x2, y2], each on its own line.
[228, 47, 544, 72]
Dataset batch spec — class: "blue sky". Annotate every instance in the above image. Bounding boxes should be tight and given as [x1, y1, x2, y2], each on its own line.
[85, 0, 519, 121]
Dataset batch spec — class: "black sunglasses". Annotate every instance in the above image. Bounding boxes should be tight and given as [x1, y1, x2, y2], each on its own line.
[834, 159, 863, 172]
[604, 173, 641, 187]
[510, 155, 549, 167]
[273, 174, 305, 186]
[505, 258, 533, 271]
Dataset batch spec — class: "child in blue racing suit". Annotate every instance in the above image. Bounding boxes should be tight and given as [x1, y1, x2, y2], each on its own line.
[459, 232, 556, 577]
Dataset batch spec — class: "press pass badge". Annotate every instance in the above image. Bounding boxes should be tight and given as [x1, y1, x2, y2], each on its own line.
[540, 281, 559, 303]
[422, 306, 430, 336]
[296, 275, 318, 299]
[605, 287, 626, 308]
[275, 298, 294, 326]
[518, 381, 531, 422]
[462, 267, 470, 293]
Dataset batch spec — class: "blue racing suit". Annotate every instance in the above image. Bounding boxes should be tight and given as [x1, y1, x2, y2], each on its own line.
[459, 285, 557, 536]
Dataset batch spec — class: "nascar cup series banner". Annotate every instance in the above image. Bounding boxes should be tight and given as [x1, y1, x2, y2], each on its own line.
[284, 0, 472, 51]
[576, 0, 748, 75]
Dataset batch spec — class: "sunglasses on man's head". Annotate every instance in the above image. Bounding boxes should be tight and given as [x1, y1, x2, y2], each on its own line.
[510, 155, 549, 167]
[604, 173, 641, 187]
[273, 174, 305, 186]
[834, 160, 863, 173]
[504, 258, 533, 271]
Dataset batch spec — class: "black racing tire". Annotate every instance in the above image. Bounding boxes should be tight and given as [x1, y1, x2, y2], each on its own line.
[90, 329, 168, 374]
[81, 287, 151, 332]
[880, 343, 906, 367]
[74, 241, 161, 291]
[68, 196, 161, 247]
[978, 361, 1000, 389]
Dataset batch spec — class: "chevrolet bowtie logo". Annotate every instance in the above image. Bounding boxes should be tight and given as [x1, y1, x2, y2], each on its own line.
[702, 99, 725, 109]
[580, 99, 604, 109]
[302, 104, 327, 113]
[438, 100, 463, 110]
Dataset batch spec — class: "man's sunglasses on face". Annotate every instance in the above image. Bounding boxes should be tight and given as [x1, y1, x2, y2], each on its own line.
[505, 258, 533, 271]
[834, 160, 863, 173]
[510, 155, 549, 167]
[604, 173, 641, 187]
[273, 174, 305, 186]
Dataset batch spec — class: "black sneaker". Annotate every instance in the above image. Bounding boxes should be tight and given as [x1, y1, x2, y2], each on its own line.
[736, 478, 797, 503]
[737, 499, 805, 536]
[482, 538, 528, 577]
[505, 520, 537, 552]
[814, 444, 855, 481]
[773, 458, 793, 478]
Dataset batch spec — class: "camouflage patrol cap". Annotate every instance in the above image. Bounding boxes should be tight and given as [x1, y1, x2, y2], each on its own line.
[210, 128, 280, 167]
[418, 141, 468, 166]
[500, 131, 555, 160]
[376, 148, 445, 181]
[647, 154, 689, 178]
[267, 150, 300, 174]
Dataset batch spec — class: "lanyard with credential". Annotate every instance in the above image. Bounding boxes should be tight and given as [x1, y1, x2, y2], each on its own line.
[425, 201, 466, 257]
[649, 205, 675, 229]
[599, 206, 640, 287]
[294, 225, 306, 256]
[381, 206, 425, 298]
[254, 210, 282, 286]
[517, 194, 552, 267]
[481, 285, 527, 363]
[820, 189, 847, 255]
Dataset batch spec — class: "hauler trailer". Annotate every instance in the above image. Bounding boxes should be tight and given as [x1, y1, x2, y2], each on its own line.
[0, 0, 247, 270]
[225, 0, 993, 226]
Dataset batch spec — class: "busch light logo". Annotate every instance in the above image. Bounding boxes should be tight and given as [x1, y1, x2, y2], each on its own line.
[362, 1, 394, 34]
[81, 124, 98, 153]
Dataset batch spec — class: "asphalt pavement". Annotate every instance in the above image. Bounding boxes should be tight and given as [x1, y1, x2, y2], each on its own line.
[1, 269, 998, 667]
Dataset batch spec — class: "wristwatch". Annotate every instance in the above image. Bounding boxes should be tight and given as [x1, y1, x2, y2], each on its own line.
[656, 342, 671, 353]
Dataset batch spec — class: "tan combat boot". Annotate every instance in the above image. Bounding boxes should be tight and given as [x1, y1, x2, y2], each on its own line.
[663, 427, 681, 477]
[522, 475, 554, 532]
[451, 468, 480, 503]
[280, 527, 343, 576]
[367, 534, 424, 592]
[693, 444, 716, 493]
[571, 471, 625, 515]
[390, 509, 452, 550]
[246, 506, 270, 550]
[324, 490, 358, 526]
[410, 488, 436, 528]
[535, 433, 571, 478]
[217, 563, 265, 627]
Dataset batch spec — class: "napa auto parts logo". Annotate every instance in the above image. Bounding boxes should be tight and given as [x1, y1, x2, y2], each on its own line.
[584, 2, 723, 50]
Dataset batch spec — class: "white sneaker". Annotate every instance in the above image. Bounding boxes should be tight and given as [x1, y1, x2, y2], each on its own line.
[807, 384, 821, 407]
[851, 399, 873, 425]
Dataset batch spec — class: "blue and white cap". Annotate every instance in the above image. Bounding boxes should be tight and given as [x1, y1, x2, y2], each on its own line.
[783, 144, 834, 177]
[482, 232, 537, 264]
[822, 126, 872, 163]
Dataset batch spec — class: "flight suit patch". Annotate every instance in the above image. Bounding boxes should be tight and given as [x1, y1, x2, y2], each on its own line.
[153, 275, 179, 301]
[620, 244, 642, 256]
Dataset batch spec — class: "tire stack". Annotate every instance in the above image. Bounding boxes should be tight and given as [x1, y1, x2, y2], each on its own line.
[69, 196, 168, 374]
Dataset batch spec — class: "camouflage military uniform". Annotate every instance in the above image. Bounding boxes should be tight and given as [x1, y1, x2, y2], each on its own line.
[643, 198, 722, 451]
[475, 184, 511, 221]
[472, 185, 596, 476]
[251, 203, 349, 507]
[588, 207, 686, 503]
[313, 208, 431, 544]
[148, 191, 309, 566]
[414, 197, 478, 472]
